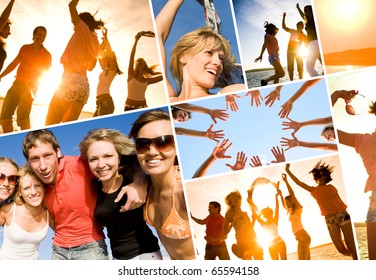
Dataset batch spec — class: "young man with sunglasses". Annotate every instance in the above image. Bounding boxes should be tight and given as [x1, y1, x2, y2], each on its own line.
[21, 129, 147, 260]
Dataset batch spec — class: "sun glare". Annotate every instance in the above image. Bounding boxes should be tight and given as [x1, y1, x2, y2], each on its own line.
[323, 0, 370, 32]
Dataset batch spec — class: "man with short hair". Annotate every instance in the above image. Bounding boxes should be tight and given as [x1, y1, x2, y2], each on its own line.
[191, 201, 230, 260]
[22, 129, 146, 260]
[0, 26, 51, 133]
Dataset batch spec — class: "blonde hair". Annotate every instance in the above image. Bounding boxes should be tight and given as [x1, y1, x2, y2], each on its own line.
[170, 26, 236, 91]
[13, 165, 46, 206]
[79, 128, 135, 161]
[225, 190, 242, 210]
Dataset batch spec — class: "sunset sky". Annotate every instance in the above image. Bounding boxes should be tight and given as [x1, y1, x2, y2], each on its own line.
[314, 0, 376, 54]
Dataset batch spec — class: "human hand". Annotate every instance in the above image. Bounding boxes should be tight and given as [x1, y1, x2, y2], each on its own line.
[280, 133, 299, 151]
[225, 94, 241, 112]
[225, 151, 247, 171]
[245, 90, 263, 107]
[270, 146, 286, 163]
[265, 88, 281, 107]
[285, 163, 290, 171]
[281, 173, 288, 182]
[213, 139, 232, 159]
[282, 117, 301, 133]
[206, 124, 225, 142]
[283, 12, 286, 17]
[115, 182, 146, 212]
[333, 90, 358, 103]
[210, 109, 229, 124]
[249, 155, 262, 167]
[254, 56, 262, 63]
[278, 99, 293, 118]
[102, 27, 108, 38]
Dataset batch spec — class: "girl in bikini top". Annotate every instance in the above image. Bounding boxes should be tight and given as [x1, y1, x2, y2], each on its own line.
[144, 167, 191, 239]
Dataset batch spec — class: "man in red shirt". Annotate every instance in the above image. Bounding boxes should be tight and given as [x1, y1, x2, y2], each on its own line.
[191, 201, 230, 260]
[22, 129, 146, 260]
[0, 26, 51, 133]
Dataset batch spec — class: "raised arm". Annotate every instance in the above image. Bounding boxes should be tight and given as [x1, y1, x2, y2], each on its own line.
[281, 173, 301, 209]
[274, 187, 281, 225]
[0, 0, 15, 32]
[296, 3, 305, 21]
[279, 78, 321, 118]
[282, 12, 292, 32]
[156, 0, 184, 97]
[173, 103, 229, 123]
[68, 0, 81, 26]
[175, 124, 224, 142]
[285, 163, 314, 192]
[282, 116, 333, 133]
[192, 139, 232, 178]
[128, 32, 142, 81]
[281, 134, 338, 151]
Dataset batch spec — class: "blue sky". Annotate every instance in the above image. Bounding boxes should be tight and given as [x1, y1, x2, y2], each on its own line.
[174, 77, 336, 180]
[0, 108, 169, 260]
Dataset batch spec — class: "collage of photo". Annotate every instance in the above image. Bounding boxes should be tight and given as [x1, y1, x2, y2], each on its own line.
[0, 0, 376, 262]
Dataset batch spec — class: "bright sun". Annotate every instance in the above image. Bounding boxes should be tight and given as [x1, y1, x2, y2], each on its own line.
[324, 0, 369, 32]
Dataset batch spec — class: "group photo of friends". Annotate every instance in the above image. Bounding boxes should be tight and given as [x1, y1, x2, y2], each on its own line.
[1, 0, 376, 262]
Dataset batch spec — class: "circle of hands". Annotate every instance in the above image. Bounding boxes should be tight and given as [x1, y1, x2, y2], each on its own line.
[191, 87, 355, 175]
[196, 89, 295, 173]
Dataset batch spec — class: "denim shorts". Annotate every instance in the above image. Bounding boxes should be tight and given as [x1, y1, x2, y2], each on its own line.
[268, 53, 280, 65]
[366, 191, 376, 223]
[52, 240, 109, 260]
[325, 211, 351, 230]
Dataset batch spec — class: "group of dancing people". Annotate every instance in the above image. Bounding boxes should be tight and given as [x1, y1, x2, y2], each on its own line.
[0, 109, 196, 260]
[192, 160, 358, 260]
[254, 3, 322, 86]
[0, 0, 163, 134]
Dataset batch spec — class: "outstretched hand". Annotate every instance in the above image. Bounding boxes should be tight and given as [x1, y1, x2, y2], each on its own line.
[270, 146, 286, 163]
[213, 139, 232, 159]
[280, 133, 299, 151]
[265, 88, 281, 107]
[210, 109, 229, 124]
[278, 99, 293, 118]
[333, 90, 359, 103]
[206, 124, 225, 142]
[225, 94, 241, 112]
[115, 182, 146, 212]
[249, 155, 262, 167]
[282, 117, 301, 133]
[245, 90, 263, 107]
[225, 151, 247, 171]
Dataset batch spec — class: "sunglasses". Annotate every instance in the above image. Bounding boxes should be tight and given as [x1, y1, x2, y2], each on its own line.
[135, 135, 175, 154]
[345, 93, 371, 115]
[0, 173, 19, 186]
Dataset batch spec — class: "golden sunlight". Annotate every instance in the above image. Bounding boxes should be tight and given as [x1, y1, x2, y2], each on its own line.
[322, 0, 370, 32]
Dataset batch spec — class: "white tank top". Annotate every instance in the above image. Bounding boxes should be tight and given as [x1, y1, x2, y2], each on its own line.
[127, 77, 148, 100]
[0, 203, 49, 260]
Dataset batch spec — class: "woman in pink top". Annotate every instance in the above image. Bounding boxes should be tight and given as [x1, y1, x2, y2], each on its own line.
[45, 0, 104, 125]
[254, 21, 285, 86]
[285, 162, 358, 259]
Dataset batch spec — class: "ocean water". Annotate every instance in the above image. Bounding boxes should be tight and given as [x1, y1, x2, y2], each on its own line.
[246, 63, 324, 89]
